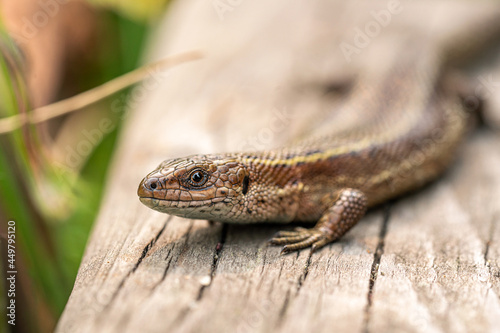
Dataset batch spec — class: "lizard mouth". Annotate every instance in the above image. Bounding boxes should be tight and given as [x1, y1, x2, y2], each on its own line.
[138, 196, 233, 221]
[138, 196, 158, 207]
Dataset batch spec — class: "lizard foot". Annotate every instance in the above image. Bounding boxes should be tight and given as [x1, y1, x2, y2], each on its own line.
[269, 227, 331, 254]
[269, 188, 367, 255]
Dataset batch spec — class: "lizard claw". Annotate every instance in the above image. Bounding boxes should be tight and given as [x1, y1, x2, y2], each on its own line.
[269, 227, 327, 254]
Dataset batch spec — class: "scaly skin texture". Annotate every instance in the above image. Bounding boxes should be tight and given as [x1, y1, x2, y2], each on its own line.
[138, 47, 470, 254]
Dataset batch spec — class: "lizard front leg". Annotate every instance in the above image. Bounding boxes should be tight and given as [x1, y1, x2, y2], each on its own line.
[269, 188, 367, 254]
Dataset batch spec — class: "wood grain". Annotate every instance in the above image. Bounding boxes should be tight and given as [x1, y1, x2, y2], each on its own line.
[56, 1, 500, 332]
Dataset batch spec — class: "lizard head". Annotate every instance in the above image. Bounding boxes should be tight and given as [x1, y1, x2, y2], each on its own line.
[137, 154, 249, 222]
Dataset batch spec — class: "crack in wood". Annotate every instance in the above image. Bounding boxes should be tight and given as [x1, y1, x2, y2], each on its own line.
[133, 221, 168, 273]
[256, 271, 266, 292]
[260, 246, 268, 276]
[176, 221, 194, 258]
[277, 260, 285, 281]
[148, 220, 195, 294]
[148, 246, 176, 295]
[483, 213, 498, 298]
[157, 223, 229, 331]
[161, 247, 175, 280]
[196, 223, 228, 301]
[275, 288, 291, 328]
[484, 240, 491, 265]
[456, 256, 462, 275]
[484, 212, 496, 265]
[273, 251, 314, 328]
[103, 220, 168, 311]
[297, 252, 313, 290]
[363, 205, 391, 333]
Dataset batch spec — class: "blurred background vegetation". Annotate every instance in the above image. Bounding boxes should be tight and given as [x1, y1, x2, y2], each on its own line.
[0, 1, 169, 331]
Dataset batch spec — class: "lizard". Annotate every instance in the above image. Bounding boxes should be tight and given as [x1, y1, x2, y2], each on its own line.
[136, 38, 492, 254]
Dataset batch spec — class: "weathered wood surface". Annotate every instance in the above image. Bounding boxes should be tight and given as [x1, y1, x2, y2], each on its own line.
[57, 1, 500, 332]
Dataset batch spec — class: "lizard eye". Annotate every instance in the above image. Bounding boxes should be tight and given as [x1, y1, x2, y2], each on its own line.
[186, 169, 208, 187]
[191, 171, 203, 183]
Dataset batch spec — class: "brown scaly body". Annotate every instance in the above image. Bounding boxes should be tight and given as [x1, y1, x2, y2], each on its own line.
[137, 45, 470, 253]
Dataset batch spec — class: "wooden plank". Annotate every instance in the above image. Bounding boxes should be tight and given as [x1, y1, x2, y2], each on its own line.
[368, 132, 500, 333]
[56, 1, 500, 332]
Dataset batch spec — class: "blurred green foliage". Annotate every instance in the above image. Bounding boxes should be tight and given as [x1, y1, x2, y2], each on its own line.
[89, 0, 170, 22]
[0, 4, 157, 331]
